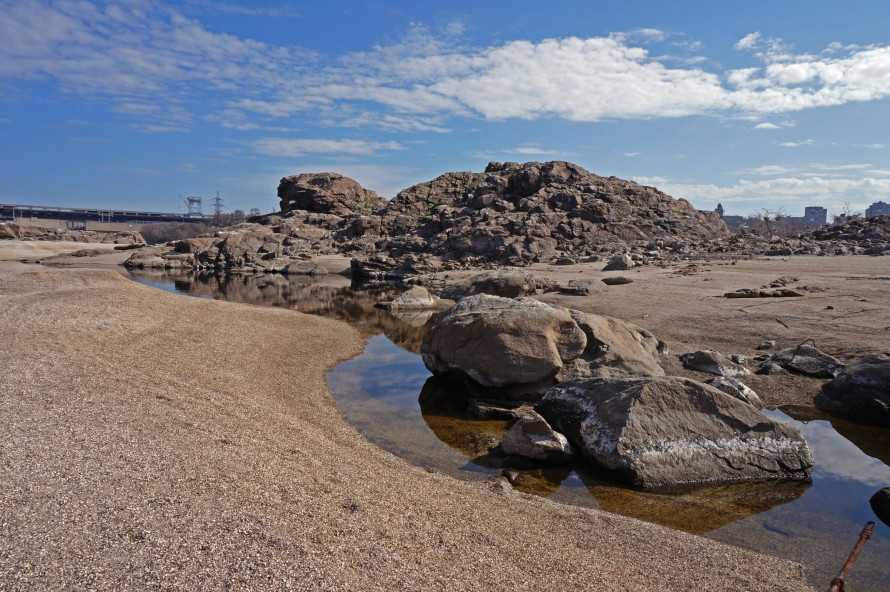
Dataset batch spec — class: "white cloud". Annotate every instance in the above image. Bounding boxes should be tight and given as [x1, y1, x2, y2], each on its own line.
[3, 4, 890, 132]
[754, 122, 780, 129]
[780, 139, 815, 147]
[735, 33, 762, 51]
[625, 152, 641, 157]
[249, 137, 406, 157]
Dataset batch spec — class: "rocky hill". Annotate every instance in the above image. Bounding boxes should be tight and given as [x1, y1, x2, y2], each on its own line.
[125, 161, 732, 275]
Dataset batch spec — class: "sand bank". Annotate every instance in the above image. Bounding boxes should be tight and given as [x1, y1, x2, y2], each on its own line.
[0, 268, 813, 590]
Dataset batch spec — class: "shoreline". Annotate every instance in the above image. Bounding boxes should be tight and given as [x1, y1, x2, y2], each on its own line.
[0, 267, 814, 590]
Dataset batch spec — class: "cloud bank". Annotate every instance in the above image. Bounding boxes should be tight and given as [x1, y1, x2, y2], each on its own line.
[3, 2, 890, 131]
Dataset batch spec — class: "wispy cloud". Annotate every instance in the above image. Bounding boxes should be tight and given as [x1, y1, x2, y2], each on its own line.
[780, 139, 815, 147]
[249, 137, 406, 157]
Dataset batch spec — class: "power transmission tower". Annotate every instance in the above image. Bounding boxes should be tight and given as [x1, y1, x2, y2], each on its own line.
[212, 191, 224, 225]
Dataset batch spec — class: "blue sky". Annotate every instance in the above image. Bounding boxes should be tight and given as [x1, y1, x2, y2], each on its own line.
[1, 1, 889, 218]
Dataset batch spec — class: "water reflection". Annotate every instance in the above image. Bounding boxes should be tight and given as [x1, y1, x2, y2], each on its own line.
[127, 269, 431, 351]
[127, 269, 890, 591]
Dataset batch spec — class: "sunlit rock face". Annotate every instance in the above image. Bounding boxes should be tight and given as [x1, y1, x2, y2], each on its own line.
[538, 376, 814, 489]
[420, 295, 586, 389]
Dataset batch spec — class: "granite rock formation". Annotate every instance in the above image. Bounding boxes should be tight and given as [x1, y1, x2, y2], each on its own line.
[538, 376, 814, 488]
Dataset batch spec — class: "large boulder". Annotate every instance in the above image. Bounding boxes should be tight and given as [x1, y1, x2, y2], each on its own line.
[815, 354, 890, 426]
[278, 172, 385, 217]
[538, 376, 813, 489]
[420, 295, 586, 389]
[439, 268, 537, 300]
[556, 311, 664, 381]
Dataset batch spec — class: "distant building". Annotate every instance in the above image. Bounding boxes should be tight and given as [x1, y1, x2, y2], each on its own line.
[866, 201, 890, 217]
[803, 206, 827, 225]
[715, 203, 725, 217]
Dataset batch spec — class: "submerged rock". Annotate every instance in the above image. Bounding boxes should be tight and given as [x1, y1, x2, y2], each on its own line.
[816, 354, 890, 426]
[538, 376, 813, 489]
[420, 295, 586, 389]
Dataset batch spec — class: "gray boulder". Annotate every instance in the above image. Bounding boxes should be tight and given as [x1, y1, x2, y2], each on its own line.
[561, 278, 607, 296]
[680, 350, 750, 377]
[376, 286, 452, 311]
[556, 311, 664, 381]
[767, 344, 844, 378]
[420, 295, 586, 388]
[603, 254, 635, 271]
[538, 376, 813, 489]
[439, 268, 537, 300]
[815, 354, 890, 426]
[500, 411, 574, 461]
[706, 377, 762, 407]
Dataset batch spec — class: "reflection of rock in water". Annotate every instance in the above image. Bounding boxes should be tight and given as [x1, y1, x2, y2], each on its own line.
[584, 478, 811, 535]
[418, 377, 509, 461]
[127, 269, 435, 354]
[783, 405, 890, 468]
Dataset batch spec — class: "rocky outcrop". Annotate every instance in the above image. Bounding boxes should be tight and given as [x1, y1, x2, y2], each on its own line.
[420, 295, 586, 389]
[815, 354, 890, 426]
[0, 223, 144, 244]
[538, 376, 814, 488]
[556, 311, 664, 381]
[278, 172, 386, 217]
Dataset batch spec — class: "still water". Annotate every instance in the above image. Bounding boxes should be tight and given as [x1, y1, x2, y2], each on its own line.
[128, 269, 890, 591]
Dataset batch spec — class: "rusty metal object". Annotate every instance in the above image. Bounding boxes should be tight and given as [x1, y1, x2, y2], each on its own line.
[828, 521, 876, 592]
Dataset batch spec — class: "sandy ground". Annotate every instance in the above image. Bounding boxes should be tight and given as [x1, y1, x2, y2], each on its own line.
[0, 240, 131, 272]
[0, 263, 815, 591]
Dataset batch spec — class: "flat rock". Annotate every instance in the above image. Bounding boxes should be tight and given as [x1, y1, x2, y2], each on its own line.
[420, 294, 587, 388]
[815, 354, 890, 426]
[768, 344, 844, 378]
[377, 286, 451, 311]
[538, 376, 813, 489]
[601, 276, 633, 285]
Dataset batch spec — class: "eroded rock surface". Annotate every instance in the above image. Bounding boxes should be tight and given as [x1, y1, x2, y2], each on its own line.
[556, 311, 664, 381]
[765, 344, 844, 378]
[680, 350, 751, 377]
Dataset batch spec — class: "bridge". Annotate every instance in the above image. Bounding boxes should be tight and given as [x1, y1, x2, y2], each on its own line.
[0, 202, 213, 232]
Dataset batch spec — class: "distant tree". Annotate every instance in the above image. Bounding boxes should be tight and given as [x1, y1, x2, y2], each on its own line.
[748, 207, 788, 237]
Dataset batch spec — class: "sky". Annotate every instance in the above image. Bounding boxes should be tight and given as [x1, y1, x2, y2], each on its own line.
[1, 1, 889, 218]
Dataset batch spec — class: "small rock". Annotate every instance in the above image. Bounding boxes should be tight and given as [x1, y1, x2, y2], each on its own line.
[756, 340, 776, 351]
[680, 350, 751, 377]
[603, 254, 635, 271]
[757, 361, 790, 376]
[601, 276, 634, 285]
[768, 344, 844, 378]
[707, 377, 762, 407]
[500, 411, 574, 461]
[871, 488, 890, 527]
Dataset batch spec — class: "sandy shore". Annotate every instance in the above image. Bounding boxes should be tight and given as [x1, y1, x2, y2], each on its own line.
[0, 267, 815, 591]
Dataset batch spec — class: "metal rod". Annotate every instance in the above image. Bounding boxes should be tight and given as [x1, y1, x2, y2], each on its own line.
[828, 521, 876, 592]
